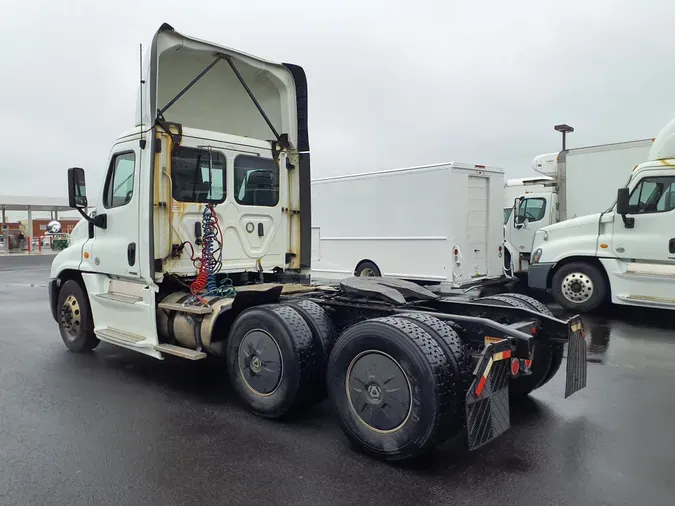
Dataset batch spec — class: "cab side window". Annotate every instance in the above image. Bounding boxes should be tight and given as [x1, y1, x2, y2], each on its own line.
[628, 176, 675, 214]
[234, 156, 279, 207]
[515, 197, 546, 224]
[172, 146, 226, 203]
[104, 152, 136, 209]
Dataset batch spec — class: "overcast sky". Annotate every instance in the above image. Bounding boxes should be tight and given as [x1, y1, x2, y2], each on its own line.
[2, 0, 675, 202]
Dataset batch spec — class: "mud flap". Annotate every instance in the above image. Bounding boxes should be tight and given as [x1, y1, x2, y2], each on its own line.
[465, 341, 513, 451]
[565, 317, 587, 398]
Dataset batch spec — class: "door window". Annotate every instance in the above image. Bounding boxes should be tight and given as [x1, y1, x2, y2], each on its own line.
[234, 156, 279, 207]
[172, 146, 226, 203]
[515, 197, 546, 225]
[628, 176, 675, 214]
[104, 152, 136, 209]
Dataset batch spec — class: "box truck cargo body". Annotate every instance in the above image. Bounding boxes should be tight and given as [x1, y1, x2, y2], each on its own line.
[311, 162, 505, 291]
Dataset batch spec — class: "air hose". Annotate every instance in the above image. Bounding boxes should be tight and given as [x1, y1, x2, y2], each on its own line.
[190, 203, 235, 302]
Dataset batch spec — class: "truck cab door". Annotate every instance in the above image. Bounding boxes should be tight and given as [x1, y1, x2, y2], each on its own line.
[609, 173, 675, 304]
[88, 141, 142, 278]
[510, 194, 550, 269]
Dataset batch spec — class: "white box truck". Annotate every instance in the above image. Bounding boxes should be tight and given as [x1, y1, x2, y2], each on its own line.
[503, 176, 553, 224]
[311, 162, 505, 291]
[504, 139, 654, 276]
[528, 119, 675, 312]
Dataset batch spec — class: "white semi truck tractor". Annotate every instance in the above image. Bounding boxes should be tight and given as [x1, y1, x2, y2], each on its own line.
[48, 23, 587, 463]
[529, 119, 675, 312]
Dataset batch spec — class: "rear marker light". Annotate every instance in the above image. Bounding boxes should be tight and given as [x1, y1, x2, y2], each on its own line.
[511, 358, 520, 376]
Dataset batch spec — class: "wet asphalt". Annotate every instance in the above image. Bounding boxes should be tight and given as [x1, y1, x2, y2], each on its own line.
[1, 255, 674, 505]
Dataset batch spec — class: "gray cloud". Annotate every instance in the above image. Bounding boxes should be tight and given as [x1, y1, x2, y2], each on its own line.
[2, 0, 674, 205]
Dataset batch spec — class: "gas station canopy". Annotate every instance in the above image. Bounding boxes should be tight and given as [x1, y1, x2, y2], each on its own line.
[0, 195, 74, 212]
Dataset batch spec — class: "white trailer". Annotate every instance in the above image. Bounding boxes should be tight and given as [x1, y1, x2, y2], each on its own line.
[504, 139, 654, 275]
[311, 162, 505, 291]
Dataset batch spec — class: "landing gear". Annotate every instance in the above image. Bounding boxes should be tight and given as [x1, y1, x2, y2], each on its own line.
[57, 280, 99, 353]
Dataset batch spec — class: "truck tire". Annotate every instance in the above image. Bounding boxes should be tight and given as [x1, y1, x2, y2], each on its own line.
[326, 317, 455, 462]
[283, 299, 337, 402]
[396, 312, 473, 438]
[57, 279, 99, 353]
[474, 295, 563, 398]
[354, 260, 381, 277]
[496, 293, 564, 391]
[551, 261, 607, 312]
[226, 304, 319, 419]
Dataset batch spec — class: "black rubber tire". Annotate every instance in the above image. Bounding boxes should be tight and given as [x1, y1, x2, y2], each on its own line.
[283, 299, 337, 402]
[226, 304, 319, 419]
[354, 260, 381, 277]
[551, 261, 607, 312]
[57, 279, 99, 353]
[497, 293, 565, 390]
[497, 293, 553, 316]
[396, 313, 473, 438]
[327, 317, 455, 462]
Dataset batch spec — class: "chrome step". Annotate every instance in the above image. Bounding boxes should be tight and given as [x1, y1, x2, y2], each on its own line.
[96, 292, 143, 304]
[95, 327, 147, 345]
[154, 344, 207, 360]
[158, 301, 213, 314]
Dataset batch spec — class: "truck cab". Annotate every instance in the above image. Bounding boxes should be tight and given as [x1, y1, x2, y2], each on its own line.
[528, 117, 675, 312]
[503, 181, 556, 276]
[48, 23, 310, 358]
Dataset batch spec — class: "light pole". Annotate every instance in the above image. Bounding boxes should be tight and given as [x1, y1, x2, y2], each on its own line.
[554, 124, 574, 151]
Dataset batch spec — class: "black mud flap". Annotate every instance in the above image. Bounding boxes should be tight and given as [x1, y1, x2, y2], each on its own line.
[565, 317, 587, 398]
[465, 341, 513, 451]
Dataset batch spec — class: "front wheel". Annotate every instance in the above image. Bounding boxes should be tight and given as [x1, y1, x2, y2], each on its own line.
[551, 262, 607, 312]
[57, 279, 99, 353]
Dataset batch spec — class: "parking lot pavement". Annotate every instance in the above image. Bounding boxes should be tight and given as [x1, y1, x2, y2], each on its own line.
[1, 256, 675, 505]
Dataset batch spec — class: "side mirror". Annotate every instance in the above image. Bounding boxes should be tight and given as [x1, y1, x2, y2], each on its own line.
[68, 167, 88, 209]
[616, 187, 630, 215]
[616, 187, 635, 229]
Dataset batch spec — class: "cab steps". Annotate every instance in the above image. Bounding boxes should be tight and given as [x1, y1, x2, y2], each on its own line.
[154, 344, 207, 360]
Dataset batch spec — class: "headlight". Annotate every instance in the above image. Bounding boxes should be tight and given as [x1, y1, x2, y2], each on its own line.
[531, 248, 543, 264]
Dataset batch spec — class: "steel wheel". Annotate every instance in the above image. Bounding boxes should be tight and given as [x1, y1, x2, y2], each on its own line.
[238, 329, 284, 396]
[560, 272, 594, 304]
[346, 350, 412, 433]
[59, 294, 82, 343]
[359, 268, 376, 277]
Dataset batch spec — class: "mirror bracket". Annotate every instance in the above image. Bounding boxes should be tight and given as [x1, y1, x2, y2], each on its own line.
[621, 214, 635, 229]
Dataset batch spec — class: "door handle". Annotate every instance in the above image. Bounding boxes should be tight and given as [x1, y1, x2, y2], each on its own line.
[669, 238, 675, 254]
[258, 223, 264, 237]
[127, 243, 136, 266]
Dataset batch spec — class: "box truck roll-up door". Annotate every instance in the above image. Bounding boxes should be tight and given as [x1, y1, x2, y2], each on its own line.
[467, 176, 488, 276]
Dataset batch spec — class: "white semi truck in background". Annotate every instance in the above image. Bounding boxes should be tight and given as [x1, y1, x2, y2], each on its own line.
[528, 120, 675, 313]
[503, 139, 654, 276]
[310, 162, 506, 292]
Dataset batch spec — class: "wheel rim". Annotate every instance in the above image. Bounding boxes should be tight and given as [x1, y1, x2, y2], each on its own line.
[561, 272, 594, 304]
[238, 329, 283, 396]
[346, 350, 412, 433]
[59, 295, 81, 342]
[359, 268, 376, 277]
